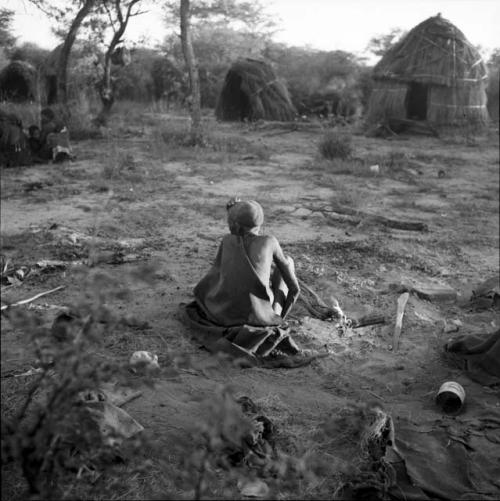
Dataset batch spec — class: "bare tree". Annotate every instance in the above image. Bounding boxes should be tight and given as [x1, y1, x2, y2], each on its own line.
[28, 0, 96, 108]
[57, 0, 96, 107]
[180, 0, 202, 143]
[93, 0, 144, 125]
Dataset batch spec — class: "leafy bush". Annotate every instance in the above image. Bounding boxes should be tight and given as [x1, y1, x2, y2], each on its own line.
[1, 269, 157, 499]
[318, 131, 353, 160]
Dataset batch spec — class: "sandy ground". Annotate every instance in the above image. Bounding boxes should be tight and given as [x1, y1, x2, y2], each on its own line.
[1, 114, 499, 499]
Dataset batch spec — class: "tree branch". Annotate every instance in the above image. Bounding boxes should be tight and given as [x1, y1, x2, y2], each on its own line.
[102, 0, 117, 34]
[26, 0, 62, 18]
[124, 0, 142, 23]
[114, 0, 124, 24]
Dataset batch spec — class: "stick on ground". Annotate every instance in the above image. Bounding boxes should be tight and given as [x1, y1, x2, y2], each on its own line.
[1, 286, 66, 311]
[392, 292, 410, 351]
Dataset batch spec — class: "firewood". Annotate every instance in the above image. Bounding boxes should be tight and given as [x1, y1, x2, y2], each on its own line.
[392, 292, 410, 351]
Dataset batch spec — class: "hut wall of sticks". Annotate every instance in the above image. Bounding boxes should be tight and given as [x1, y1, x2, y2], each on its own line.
[0, 60, 40, 102]
[367, 14, 489, 130]
[216, 58, 296, 122]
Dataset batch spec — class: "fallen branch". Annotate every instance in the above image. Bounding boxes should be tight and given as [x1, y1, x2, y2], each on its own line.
[392, 292, 410, 351]
[363, 388, 386, 402]
[351, 313, 386, 329]
[1, 286, 66, 311]
[310, 204, 428, 232]
[254, 120, 324, 132]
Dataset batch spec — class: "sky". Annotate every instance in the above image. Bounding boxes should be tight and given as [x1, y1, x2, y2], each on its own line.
[4, 0, 500, 62]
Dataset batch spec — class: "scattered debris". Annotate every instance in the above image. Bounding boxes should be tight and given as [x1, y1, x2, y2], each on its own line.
[121, 315, 151, 330]
[297, 278, 386, 333]
[392, 292, 410, 351]
[36, 259, 75, 269]
[361, 406, 395, 461]
[23, 181, 44, 192]
[76, 386, 144, 446]
[298, 279, 345, 322]
[14, 367, 44, 377]
[232, 396, 277, 469]
[381, 118, 439, 137]
[393, 279, 457, 302]
[99, 382, 143, 406]
[468, 276, 500, 310]
[292, 207, 313, 217]
[0, 258, 85, 290]
[443, 322, 459, 334]
[85, 400, 144, 447]
[129, 351, 160, 372]
[238, 479, 270, 498]
[351, 314, 386, 329]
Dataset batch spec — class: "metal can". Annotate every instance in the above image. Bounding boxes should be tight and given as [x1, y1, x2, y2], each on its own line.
[436, 381, 465, 414]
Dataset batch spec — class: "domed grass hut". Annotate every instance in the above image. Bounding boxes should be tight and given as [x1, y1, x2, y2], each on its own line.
[367, 14, 489, 129]
[216, 58, 296, 122]
[0, 60, 39, 102]
[43, 43, 98, 105]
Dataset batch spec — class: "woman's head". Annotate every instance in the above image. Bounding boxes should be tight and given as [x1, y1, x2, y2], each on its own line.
[227, 199, 264, 235]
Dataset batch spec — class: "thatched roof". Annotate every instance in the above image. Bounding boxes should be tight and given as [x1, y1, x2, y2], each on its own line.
[0, 60, 38, 101]
[373, 14, 488, 87]
[216, 58, 296, 122]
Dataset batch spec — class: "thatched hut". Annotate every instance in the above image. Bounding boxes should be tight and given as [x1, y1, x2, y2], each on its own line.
[0, 60, 39, 102]
[367, 14, 489, 128]
[43, 43, 98, 105]
[216, 58, 296, 122]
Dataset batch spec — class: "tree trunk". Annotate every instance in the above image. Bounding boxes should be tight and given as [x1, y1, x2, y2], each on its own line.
[94, 1, 139, 126]
[56, 0, 95, 109]
[180, 0, 202, 144]
[95, 51, 115, 126]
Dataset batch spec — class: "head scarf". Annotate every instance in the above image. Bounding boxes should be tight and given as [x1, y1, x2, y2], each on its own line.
[227, 200, 264, 233]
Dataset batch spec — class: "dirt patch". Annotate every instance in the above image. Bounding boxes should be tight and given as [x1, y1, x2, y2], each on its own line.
[1, 113, 498, 500]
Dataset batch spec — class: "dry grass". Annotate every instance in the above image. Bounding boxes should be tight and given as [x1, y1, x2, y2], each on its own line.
[1, 102, 498, 501]
[318, 131, 353, 160]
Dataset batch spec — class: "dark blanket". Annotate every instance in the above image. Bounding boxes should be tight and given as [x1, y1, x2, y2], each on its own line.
[183, 300, 304, 367]
[194, 234, 283, 327]
[445, 329, 500, 386]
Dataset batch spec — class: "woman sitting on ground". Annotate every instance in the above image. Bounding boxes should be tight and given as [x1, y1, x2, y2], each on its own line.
[194, 198, 300, 327]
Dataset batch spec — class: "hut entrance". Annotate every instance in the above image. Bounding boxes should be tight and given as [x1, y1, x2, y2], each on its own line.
[406, 83, 428, 120]
[225, 73, 251, 120]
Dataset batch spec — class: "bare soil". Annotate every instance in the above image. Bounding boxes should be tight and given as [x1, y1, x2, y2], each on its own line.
[1, 112, 499, 499]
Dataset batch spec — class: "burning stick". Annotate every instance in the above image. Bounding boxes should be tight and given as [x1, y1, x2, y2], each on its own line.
[392, 292, 410, 351]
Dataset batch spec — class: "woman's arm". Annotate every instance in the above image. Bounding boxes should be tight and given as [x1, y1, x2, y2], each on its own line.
[271, 237, 300, 318]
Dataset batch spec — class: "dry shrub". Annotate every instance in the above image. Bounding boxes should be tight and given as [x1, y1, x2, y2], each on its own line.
[318, 131, 353, 160]
[66, 94, 102, 141]
[159, 123, 193, 147]
[0, 269, 160, 500]
[101, 149, 146, 184]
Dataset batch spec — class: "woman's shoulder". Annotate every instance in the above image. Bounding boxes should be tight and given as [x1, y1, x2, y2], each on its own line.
[249, 234, 279, 250]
